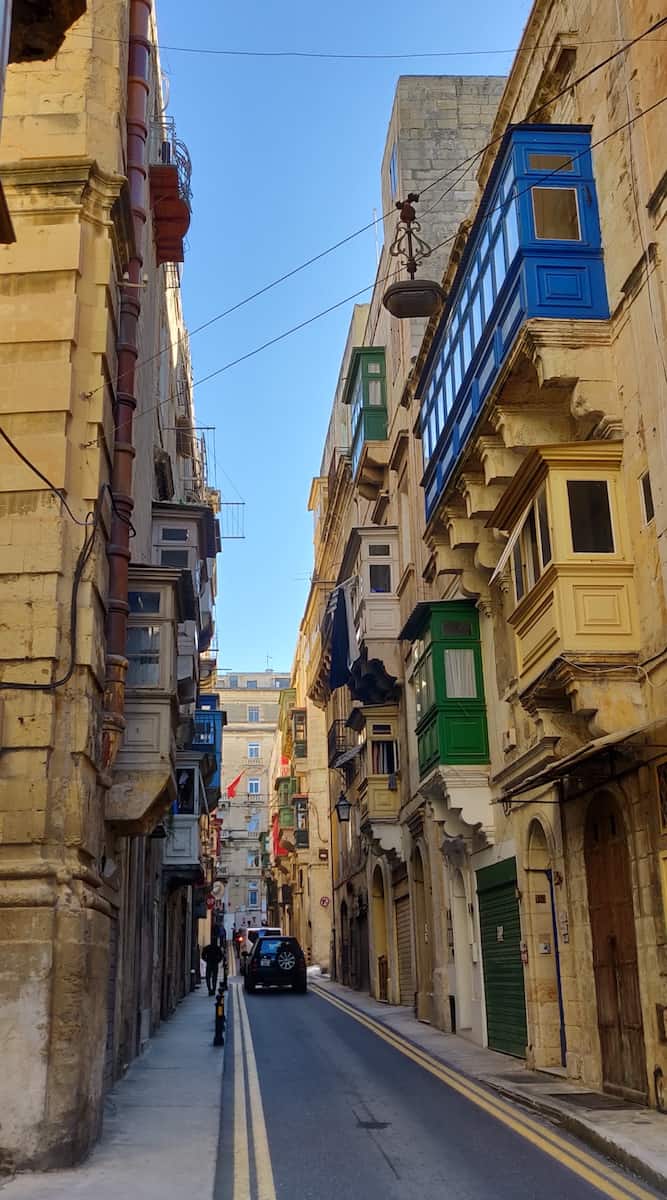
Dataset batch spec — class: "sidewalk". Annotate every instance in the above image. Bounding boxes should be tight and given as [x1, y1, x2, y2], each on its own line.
[0, 988, 224, 1200]
[313, 976, 667, 1194]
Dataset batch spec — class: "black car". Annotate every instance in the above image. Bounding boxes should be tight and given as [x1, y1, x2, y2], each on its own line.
[244, 936, 307, 994]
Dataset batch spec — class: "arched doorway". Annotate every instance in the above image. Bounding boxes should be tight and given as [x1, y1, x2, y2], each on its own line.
[451, 869, 473, 1033]
[412, 846, 433, 1021]
[372, 866, 389, 1001]
[526, 820, 565, 1067]
[584, 792, 647, 1101]
[340, 900, 350, 987]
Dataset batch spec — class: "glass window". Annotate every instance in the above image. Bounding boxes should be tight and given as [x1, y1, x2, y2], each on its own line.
[512, 539, 525, 603]
[492, 234, 507, 293]
[537, 488, 552, 565]
[444, 367, 453, 415]
[161, 527, 188, 542]
[246, 680, 257, 689]
[440, 620, 472, 638]
[367, 361, 381, 375]
[228, 675, 238, 688]
[452, 342, 462, 395]
[528, 152, 574, 173]
[248, 778, 260, 794]
[128, 590, 160, 614]
[367, 379, 383, 407]
[389, 143, 398, 197]
[436, 386, 445, 432]
[414, 653, 434, 721]
[248, 888, 258, 908]
[482, 263, 494, 320]
[160, 549, 189, 568]
[371, 739, 398, 774]
[247, 851, 258, 868]
[444, 648, 477, 698]
[532, 187, 581, 240]
[176, 768, 196, 814]
[461, 318, 472, 373]
[641, 471, 655, 524]
[504, 198, 519, 263]
[369, 564, 391, 593]
[523, 508, 541, 589]
[248, 742, 260, 759]
[369, 544, 390, 557]
[471, 290, 483, 345]
[567, 480, 614, 552]
[126, 625, 160, 687]
[248, 706, 260, 722]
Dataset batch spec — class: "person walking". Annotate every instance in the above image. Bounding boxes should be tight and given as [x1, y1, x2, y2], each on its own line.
[202, 942, 223, 996]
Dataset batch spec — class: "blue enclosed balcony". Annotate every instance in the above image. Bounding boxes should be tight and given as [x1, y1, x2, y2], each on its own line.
[418, 125, 609, 522]
[188, 694, 224, 802]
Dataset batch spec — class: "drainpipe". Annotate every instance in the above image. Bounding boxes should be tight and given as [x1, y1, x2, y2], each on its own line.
[102, 0, 152, 769]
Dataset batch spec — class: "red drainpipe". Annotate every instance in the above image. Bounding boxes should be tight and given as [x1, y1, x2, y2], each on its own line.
[103, 0, 151, 769]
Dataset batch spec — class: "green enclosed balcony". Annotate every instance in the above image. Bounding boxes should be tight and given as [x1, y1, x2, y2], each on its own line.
[342, 348, 388, 495]
[401, 601, 489, 777]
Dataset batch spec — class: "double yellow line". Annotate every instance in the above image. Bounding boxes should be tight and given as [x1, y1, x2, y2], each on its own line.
[311, 984, 658, 1200]
[231, 981, 277, 1200]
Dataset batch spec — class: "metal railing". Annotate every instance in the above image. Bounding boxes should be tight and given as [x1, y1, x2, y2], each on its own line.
[149, 116, 192, 206]
[328, 719, 351, 766]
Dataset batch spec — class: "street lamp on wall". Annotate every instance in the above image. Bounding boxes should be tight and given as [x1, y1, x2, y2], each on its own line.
[382, 193, 445, 320]
[334, 791, 352, 823]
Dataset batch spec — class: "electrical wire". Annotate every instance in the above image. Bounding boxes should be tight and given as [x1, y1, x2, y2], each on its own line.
[80, 89, 667, 447]
[65, 28, 667, 61]
[0, 426, 90, 526]
[0, 504, 100, 691]
[82, 16, 667, 407]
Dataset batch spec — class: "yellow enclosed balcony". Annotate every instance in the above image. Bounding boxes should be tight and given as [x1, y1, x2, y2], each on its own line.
[490, 443, 639, 696]
[350, 705, 401, 824]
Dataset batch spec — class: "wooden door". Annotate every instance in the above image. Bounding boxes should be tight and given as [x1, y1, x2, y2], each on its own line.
[584, 793, 647, 1102]
[395, 897, 413, 1005]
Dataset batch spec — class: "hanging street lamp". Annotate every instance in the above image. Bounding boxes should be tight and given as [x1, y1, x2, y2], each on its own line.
[334, 790, 352, 823]
[382, 193, 446, 320]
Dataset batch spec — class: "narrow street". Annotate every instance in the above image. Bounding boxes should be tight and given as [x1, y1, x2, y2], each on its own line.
[216, 977, 662, 1200]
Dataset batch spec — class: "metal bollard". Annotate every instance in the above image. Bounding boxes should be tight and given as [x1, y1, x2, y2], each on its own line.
[213, 986, 225, 1046]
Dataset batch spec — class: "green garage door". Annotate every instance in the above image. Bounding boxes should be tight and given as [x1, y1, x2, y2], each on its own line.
[477, 858, 527, 1057]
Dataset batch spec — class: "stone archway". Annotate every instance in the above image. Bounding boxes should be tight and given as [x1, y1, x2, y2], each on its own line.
[525, 819, 564, 1067]
[411, 845, 433, 1022]
[451, 869, 473, 1033]
[372, 865, 389, 1000]
[584, 791, 647, 1101]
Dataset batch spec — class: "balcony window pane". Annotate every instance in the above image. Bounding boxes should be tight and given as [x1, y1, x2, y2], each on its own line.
[532, 186, 580, 240]
[528, 152, 574, 172]
[492, 234, 507, 293]
[523, 508, 541, 589]
[567, 480, 614, 552]
[248, 778, 260, 794]
[444, 366, 453, 415]
[444, 648, 477, 698]
[161, 527, 188, 541]
[161, 548, 189, 568]
[512, 539, 525, 602]
[504, 197, 519, 263]
[436, 385, 445, 432]
[176, 768, 196, 814]
[371, 739, 397, 774]
[368, 379, 383, 407]
[482, 263, 494, 320]
[369, 564, 391, 593]
[471, 290, 483, 345]
[461, 318, 472, 373]
[126, 626, 160, 686]
[248, 706, 260, 722]
[452, 342, 462, 395]
[537, 489, 552, 566]
[369, 544, 390, 556]
[367, 361, 381, 374]
[128, 590, 160, 614]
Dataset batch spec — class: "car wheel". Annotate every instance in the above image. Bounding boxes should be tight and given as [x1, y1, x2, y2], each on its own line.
[276, 948, 297, 972]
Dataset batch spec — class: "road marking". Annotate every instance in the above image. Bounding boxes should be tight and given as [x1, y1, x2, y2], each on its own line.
[311, 984, 658, 1200]
[238, 984, 278, 1200]
[232, 984, 251, 1200]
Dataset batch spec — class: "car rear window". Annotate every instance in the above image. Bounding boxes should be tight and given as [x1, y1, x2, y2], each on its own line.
[258, 939, 295, 956]
[248, 931, 259, 944]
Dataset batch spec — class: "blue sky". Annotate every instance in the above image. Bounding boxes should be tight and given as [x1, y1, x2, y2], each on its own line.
[156, 0, 533, 672]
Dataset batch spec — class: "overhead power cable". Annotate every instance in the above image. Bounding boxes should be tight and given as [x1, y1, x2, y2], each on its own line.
[81, 15, 667, 409]
[76, 90, 662, 441]
[65, 28, 667, 61]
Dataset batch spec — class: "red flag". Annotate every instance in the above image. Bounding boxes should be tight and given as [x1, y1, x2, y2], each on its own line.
[226, 771, 245, 799]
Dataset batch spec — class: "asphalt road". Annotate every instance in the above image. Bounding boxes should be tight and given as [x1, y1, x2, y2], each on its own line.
[215, 978, 660, 1200]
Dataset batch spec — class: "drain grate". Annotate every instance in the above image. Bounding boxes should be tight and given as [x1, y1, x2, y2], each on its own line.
[548, 1091, 640, 1111]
